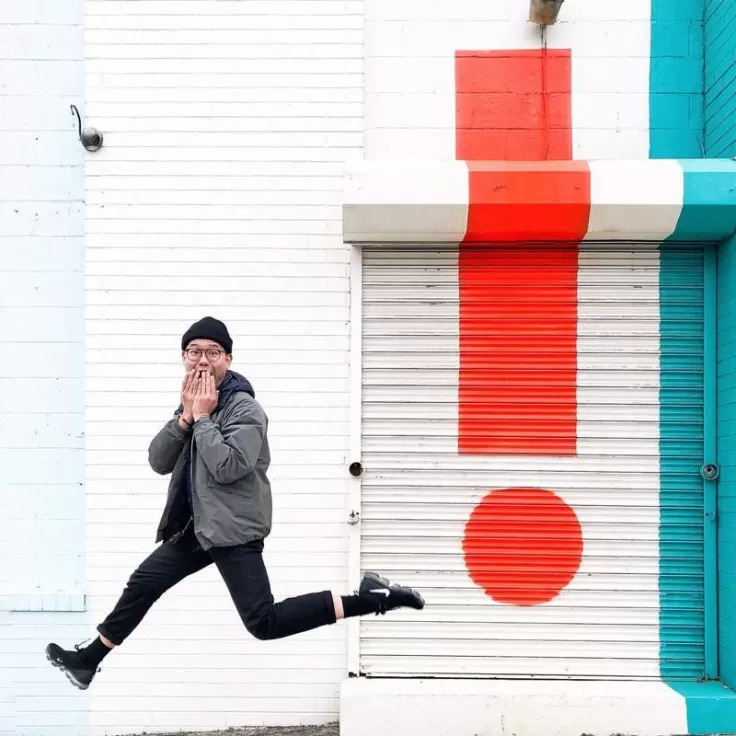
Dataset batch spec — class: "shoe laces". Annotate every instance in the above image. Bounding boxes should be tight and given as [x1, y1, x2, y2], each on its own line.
[73, 638, 91, 652]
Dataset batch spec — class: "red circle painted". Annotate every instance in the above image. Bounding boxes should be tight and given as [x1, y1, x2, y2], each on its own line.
[462, 487, 583, 606]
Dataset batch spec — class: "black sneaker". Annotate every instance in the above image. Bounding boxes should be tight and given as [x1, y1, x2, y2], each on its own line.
[45, 642, 99, 690]
[359, 571, 425, 614]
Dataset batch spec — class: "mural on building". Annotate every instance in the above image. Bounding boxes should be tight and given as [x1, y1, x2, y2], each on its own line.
[455, 45, 586, 607]
[355, 9, 713, 691]
[463, 487, 584, 606]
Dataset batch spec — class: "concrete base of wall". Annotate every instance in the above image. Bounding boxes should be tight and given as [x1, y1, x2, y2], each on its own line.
[340, 678, 691, 736]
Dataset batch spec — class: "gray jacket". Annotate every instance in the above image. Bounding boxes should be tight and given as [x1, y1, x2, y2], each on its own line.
[148, 374, 272, 550]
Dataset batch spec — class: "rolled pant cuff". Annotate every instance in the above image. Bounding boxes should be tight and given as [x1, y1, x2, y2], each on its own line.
[96, 625, 123, 647]
[322, 590, 338, 625]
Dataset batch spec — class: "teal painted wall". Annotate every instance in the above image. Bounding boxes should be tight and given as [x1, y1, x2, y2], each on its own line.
[650, 0, 705, 158]
[717, 233, 736, 691]
[705, 0, 736, 698]
[704, 0, 736, 158]
[651, 0, 736, 715]
[705, 0, 736, 701]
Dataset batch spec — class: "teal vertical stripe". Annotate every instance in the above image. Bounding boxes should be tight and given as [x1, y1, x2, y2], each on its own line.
[658, 228, 736, 735]
[703, 245, 719, 678]
[659, 247, 706, 685]
[649, 0, 705, 158]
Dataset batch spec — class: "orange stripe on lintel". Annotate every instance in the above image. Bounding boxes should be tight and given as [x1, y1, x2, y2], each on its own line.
[464, 161, 591, 243]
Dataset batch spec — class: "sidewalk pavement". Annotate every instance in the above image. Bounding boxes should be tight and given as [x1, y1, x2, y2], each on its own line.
[127, 726, 339, 736]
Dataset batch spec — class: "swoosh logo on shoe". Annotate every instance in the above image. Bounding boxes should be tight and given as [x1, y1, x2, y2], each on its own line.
[370, 588, 390, 597]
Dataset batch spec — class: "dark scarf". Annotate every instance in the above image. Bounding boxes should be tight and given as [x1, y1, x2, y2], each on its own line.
[208, 369, 256, 407]
[171, 371, 256, 529]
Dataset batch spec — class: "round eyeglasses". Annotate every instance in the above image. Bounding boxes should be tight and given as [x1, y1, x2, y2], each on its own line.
[185, 348, 225, 362]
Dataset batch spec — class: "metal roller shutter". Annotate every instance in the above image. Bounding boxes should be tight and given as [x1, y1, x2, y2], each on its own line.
[358, 244, 705, 680]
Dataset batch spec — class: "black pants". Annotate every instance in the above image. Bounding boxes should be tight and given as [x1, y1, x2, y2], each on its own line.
[97, 525, 336, 646]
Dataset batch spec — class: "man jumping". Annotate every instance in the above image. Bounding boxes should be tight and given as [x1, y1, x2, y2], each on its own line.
[46, 317, 424, 690]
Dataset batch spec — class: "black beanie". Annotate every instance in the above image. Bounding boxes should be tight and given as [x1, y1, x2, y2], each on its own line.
[181, 316, 233, 354]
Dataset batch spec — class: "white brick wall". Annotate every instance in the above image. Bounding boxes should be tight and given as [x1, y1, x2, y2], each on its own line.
[364, 0, 653, 159]
[0, 1, 88, 734]
[84, 0, 362, 732]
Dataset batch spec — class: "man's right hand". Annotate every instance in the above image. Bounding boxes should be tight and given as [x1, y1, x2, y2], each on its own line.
[180, 369, 197, 425]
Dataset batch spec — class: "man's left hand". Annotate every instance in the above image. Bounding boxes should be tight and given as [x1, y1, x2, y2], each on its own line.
[192, 372, 219, 420]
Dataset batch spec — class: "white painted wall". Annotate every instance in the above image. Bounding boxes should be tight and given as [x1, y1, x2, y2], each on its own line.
[0, 1, 88, 734]
[82, 0, 362, 733]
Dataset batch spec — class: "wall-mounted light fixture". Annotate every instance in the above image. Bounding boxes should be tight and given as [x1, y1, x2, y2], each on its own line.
[529, 0, 565, 25]
[70, 104, 104, 152]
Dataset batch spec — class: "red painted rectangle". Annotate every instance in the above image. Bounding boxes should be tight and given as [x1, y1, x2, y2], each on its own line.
[458, 247, 579, 455]
[455, 49, 573, 161]
[455, 50, 588, 456]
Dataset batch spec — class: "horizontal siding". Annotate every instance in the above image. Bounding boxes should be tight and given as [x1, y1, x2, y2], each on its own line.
[83, 0, 361, 733]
